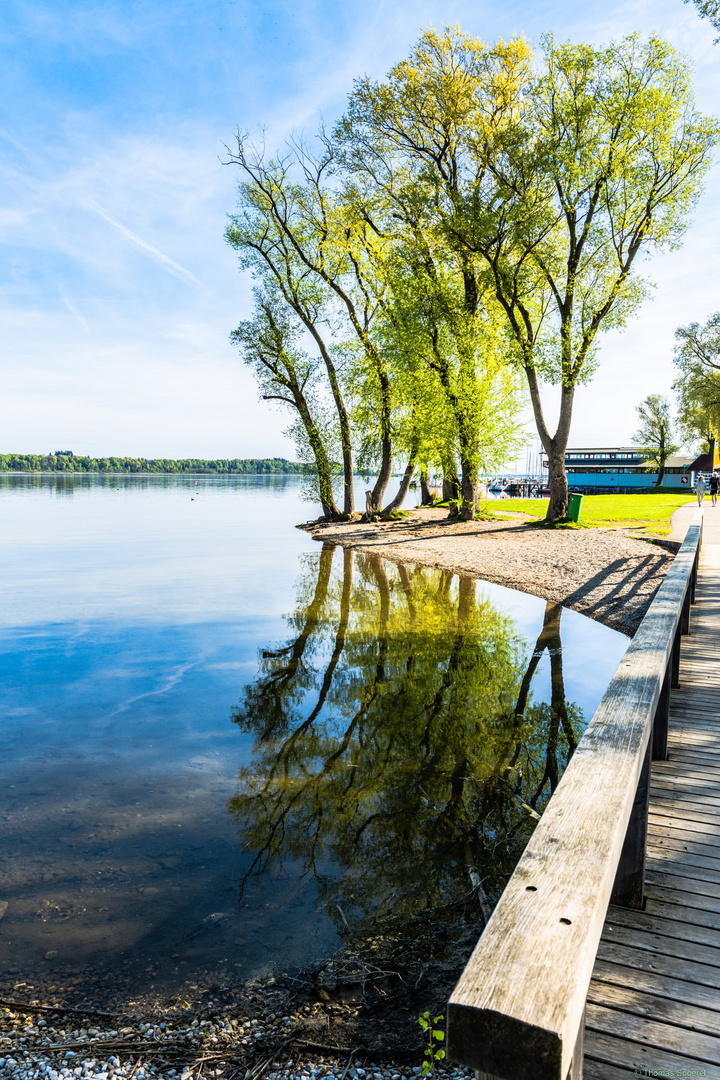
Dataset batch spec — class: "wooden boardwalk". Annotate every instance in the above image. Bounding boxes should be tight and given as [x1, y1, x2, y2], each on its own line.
[585, 544, 720, 1078]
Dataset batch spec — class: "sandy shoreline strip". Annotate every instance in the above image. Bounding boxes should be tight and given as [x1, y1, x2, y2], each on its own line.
[305, 508, 674, 637]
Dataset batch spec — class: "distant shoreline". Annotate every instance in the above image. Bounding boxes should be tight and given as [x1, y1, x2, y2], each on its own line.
[0, 470, 307, 476]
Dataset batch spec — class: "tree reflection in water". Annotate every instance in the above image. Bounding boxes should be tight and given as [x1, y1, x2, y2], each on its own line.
[228, 544, 584, 946]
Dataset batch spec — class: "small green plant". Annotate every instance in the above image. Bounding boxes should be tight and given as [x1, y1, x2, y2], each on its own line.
[418, 1011, 445, 1077]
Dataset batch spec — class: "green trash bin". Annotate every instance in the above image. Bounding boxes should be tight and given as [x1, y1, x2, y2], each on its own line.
[567, 492, 583, 523]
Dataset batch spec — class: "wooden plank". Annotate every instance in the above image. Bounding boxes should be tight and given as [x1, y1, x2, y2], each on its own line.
[666, 750, 720, 769]
[582, 1058, 635, 1080]
[647, 800, 720, 825]
[603, 902, 720, 948]
[648, 821, 720, 854]
[591, 955, 720, 1009]
[586, 979, 720, 1036]
[447, 522, 701, 1080]
[647, 852, 720, 884]
[596, 937, 720, 986]
[645, 868, 720, 898]
[600, 919, 720, 968]
[644, 882, 720, 917]
[647, 834, 720, 869]
[654, 765, 720, 785]
[584, 1027, 720, 1078]
[585, 1001, 720, 1064]
[650, 784, 720, 809]
[645, 894, 720, 932]
[648, 812, 720, 840]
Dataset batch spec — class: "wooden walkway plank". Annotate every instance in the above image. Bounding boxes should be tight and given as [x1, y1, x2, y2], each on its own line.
[584, 1027, 720, 1078]
[591, 955, 720, 1010]
[645, 867, 720, 898]
[587, 537, 720, 1078]
[646, 853, 720, 884]
[585, 1002, 720, 1063]
[596, 937, 720, 988]
[585, 980, 720, 1037]
[647, 820, 720, 853]
[600, 918, 720, 966]
[644, 894, 720, 932]
[604, 902, 720, 947]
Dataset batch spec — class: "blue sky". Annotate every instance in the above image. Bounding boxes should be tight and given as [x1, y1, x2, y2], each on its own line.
[0, 0, 718, 459]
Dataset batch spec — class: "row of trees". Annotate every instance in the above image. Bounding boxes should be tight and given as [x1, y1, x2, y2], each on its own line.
[0, 453, 313, 474]
[227, 27, 718, 520]
[631, 311, 720, 485]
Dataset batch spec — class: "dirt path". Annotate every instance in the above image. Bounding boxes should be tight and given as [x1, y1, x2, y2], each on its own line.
[305, 508, 674, 636]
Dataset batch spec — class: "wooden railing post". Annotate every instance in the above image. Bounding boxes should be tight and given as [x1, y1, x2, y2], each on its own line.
[610, 735, 652, 908]
[653, 668, 670, 760]
[681, 586, 691, 635]
[670, 621, 682, 690]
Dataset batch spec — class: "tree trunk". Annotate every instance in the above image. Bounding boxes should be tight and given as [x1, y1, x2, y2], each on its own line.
[294, 394, 340, 518]
[710, 435, 716, 472]
[381, 444, 418, 516]
[369, 369, 393, 513]
[442, 458, 461, 504]
[458, 451, 478, 521]
[656, 466, 665, 487]
[306, 323, 355, 515]
[545, 443, 570, 520]
[525, 367, 574, 521]
[420, 469, 434, 505]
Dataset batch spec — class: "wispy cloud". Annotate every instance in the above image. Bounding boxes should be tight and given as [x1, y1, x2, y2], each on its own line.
[85, 198, 207, 291]
[58, 285, 90, 336]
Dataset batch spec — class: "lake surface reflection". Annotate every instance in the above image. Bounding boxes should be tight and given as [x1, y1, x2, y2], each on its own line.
[0, 476, 628, 1006]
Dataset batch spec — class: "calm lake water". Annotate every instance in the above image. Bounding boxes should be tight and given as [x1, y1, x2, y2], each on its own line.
[0, 475, 628, 1006]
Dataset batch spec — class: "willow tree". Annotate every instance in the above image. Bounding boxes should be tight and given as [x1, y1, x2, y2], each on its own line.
[226, 136, 400, 514]
[232, 287, 341, 517]
[673, 312, 720, 464]
[339, 28, 719, 519]
[338, 75, 526, 519]
[381, 244, 524, 518]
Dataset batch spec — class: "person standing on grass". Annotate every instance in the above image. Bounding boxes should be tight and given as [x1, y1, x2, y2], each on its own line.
[696, 473, 707, 506]
[711, 472, 719, 507]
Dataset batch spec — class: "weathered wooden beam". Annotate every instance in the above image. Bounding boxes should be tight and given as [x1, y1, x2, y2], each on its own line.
[447, 517, 702, 1080]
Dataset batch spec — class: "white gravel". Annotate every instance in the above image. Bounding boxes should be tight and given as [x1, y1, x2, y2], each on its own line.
[1, 1006, 474, 1080]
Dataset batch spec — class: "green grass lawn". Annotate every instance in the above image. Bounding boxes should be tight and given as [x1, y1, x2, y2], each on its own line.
[482, 491, 696, 535]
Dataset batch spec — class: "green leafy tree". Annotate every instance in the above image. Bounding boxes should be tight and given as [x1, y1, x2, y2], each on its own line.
[338, 29, 720, 520]
[225, 147, 355, 514]
[225, 136, 396, 514]
[685, 0, 720, 38]
[232, 287, 341, 517]
[673, 313, 720, 465]
[632, 395, 680, 486]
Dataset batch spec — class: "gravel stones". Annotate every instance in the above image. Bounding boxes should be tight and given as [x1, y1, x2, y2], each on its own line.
[0, 1002, 474, 1080]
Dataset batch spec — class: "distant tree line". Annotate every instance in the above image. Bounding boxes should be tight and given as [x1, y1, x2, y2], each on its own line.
[0, 452, 313, 475]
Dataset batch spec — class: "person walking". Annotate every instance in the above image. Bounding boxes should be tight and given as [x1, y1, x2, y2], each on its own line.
[696, 473, 707, 506]
[711, 472, 720, 507]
